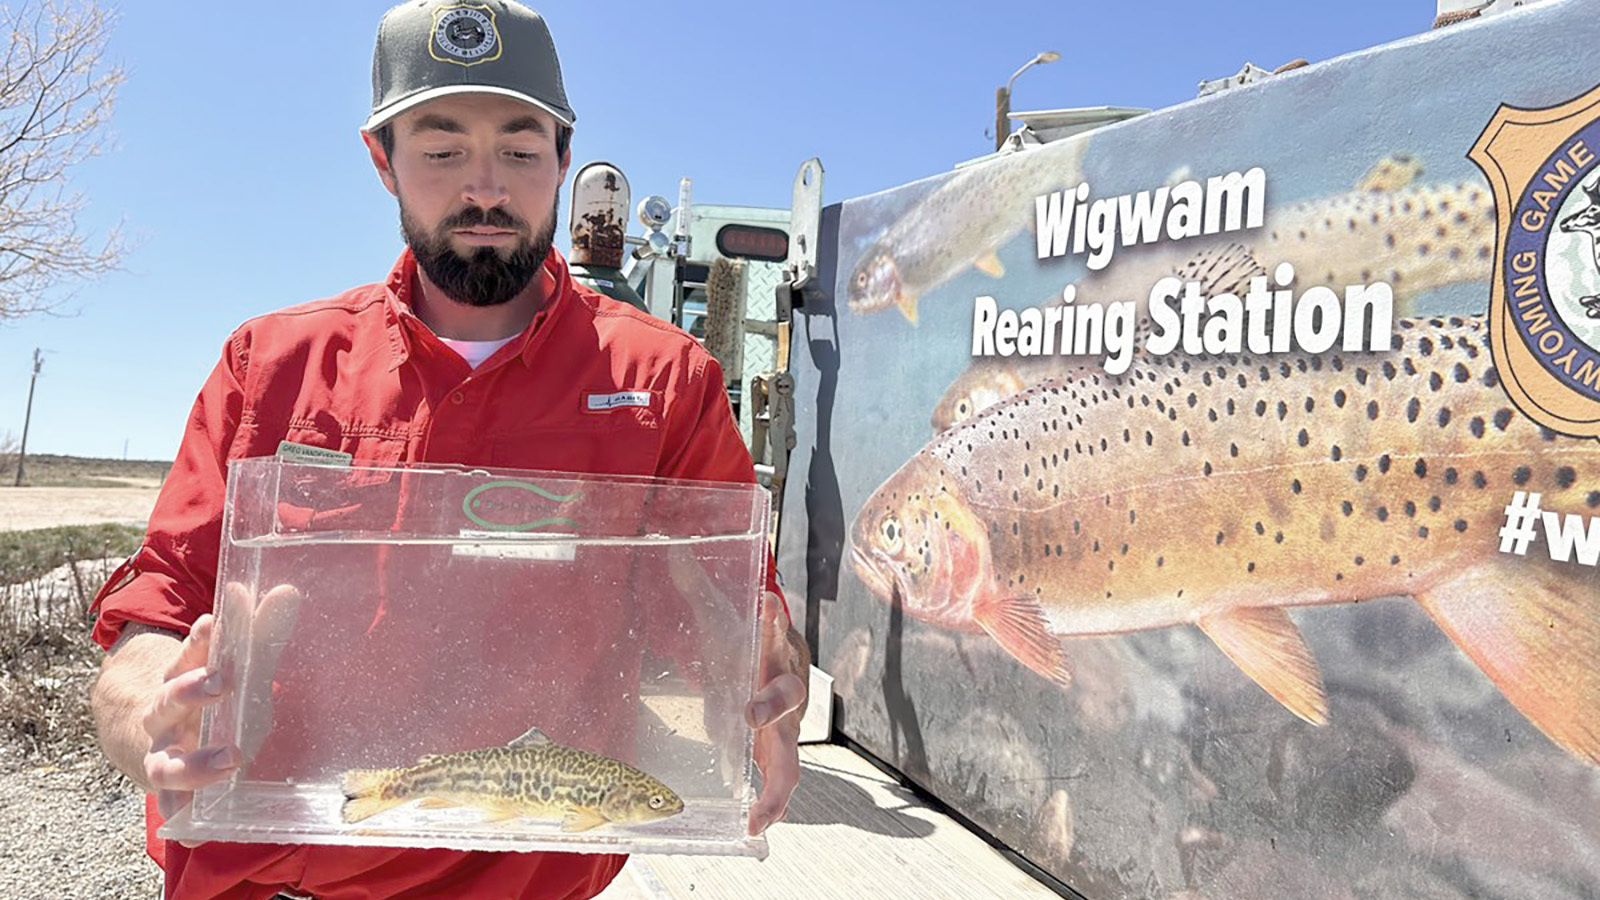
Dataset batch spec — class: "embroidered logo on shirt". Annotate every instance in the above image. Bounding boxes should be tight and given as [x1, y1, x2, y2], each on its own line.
[586, 391, 654, 411]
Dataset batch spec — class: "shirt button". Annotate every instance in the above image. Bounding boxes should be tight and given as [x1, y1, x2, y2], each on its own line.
[452, 392, 465, 404]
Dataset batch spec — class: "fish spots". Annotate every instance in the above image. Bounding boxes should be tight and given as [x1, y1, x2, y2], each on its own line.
[1588, 492, 1600, 509]
[1334, 390, 1347, 408]
[1437, 408, 1451, 428]
[1330, 445, 1343, 462]
[1494, 409, 1514, 431]
[1469, 416, 1486, 439]
[1414, 459, 1428, 479]
[1513, 466, 1532, 486]
[1473, 471, 1488, 490]
[1366, 401, 1380, 421]
[1454, 519, 1469, 533]
[1452, 363, 1470, 383]
[1554, 467, 1576, 490]
[1354, 465, 1369, 483]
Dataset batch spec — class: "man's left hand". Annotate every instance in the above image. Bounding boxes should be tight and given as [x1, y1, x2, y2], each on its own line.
[745, 591, 809, 836]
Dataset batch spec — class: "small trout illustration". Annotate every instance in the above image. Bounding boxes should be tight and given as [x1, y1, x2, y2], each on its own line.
[852, 315, 1600, 765]
[846, 139, 1088, 325]
[340, 726, 685, 832]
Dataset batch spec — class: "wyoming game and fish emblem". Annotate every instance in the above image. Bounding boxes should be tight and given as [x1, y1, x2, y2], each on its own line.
[1470, 84, 1600, 438]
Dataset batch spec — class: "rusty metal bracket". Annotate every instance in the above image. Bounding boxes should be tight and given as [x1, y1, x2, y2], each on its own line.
[778, 158, 824, 319]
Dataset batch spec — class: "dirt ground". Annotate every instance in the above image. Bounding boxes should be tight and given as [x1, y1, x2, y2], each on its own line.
[0, 481, 160, 532]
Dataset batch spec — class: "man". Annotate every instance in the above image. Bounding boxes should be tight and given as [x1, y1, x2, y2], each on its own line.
[87, 3, 809, 898]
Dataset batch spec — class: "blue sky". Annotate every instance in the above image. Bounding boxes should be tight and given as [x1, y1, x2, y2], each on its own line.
[0, 0, 1433, 461]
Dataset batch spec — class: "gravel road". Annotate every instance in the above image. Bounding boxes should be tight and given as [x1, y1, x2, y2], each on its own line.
[0, 750, 160, 899]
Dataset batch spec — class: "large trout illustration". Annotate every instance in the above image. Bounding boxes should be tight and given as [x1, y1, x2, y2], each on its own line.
[850, 315, 1600, 764]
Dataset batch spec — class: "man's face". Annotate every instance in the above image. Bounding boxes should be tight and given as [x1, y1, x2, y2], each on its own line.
[370, 94, 569, 306]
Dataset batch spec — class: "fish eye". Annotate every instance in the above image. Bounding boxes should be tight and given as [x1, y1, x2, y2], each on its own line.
[648, 794, 665, 809]
[881, 516, 902, 551]
[855, 271, 868, 288]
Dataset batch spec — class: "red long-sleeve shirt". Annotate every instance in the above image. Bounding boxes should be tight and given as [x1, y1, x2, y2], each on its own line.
[92, 248, 782, 900]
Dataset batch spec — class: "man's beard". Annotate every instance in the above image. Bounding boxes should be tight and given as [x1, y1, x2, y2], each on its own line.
[400, 197, 558, 307]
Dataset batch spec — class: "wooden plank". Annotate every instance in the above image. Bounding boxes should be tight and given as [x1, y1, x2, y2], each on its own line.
[598, 744, 1057, 900]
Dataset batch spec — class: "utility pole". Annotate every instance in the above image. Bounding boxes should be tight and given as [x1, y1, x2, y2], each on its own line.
[14, 348, 42, 487]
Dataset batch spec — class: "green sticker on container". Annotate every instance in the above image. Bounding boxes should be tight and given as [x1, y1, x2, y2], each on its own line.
[275, 441, 353, 467]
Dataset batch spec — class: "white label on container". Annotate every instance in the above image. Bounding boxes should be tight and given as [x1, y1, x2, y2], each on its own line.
[275, 441, 353, 467]
[586, 391, 653, 411]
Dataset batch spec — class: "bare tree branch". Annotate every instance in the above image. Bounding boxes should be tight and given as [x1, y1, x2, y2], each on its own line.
[0, 0, 124, 320]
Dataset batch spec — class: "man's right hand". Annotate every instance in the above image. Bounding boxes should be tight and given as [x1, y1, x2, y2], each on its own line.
[140, 613, 240, 819]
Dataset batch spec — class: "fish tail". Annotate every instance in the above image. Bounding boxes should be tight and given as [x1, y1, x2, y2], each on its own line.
[1416, 562, 1600, 765]
[340, 767, 406, 823]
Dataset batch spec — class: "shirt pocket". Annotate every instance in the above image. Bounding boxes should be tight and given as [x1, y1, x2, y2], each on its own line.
[489, 410, 662, 478]
[273, 424, 409, 529]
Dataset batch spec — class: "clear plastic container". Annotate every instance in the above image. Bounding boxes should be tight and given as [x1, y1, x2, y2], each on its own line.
[158, 458, 772, 858]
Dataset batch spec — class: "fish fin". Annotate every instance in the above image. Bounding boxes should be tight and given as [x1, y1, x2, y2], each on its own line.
[973, 595, 1072, 686]
[339, 767, 396, 799]
[1198, 608, 1329, 726]
[415, 797, 456, 809]
[1358, 154, 1422, 192]
[508, 726, 553, 748]
[1415, 563, 1600, 765]
[481, 804, 523, 823]
[896, 293, 919, 326]
[341, 795, 405, 824]
[974, 251, 1005, 278]
[562, 807, 610, 833]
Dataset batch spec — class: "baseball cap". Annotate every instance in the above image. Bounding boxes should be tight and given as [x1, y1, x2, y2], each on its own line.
[364, 1, 576, 133]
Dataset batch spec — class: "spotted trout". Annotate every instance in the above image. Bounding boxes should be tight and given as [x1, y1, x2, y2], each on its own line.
[850, 315, 1600, 764]
[340, 726, 685, 832]
[846, 138, 1087, 325]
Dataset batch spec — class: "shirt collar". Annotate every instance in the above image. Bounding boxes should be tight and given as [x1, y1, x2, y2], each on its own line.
[381, 246, 577, 372]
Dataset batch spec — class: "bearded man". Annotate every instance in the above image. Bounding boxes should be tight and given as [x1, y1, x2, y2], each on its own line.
[86, 3, 807, 898]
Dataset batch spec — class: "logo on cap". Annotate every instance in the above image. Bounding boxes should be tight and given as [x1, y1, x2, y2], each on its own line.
[431, 4, 502, 66]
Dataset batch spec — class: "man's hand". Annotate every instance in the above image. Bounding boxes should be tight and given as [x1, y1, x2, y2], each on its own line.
[745, 592, 810, 836]
[141, 613, 239, 820]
